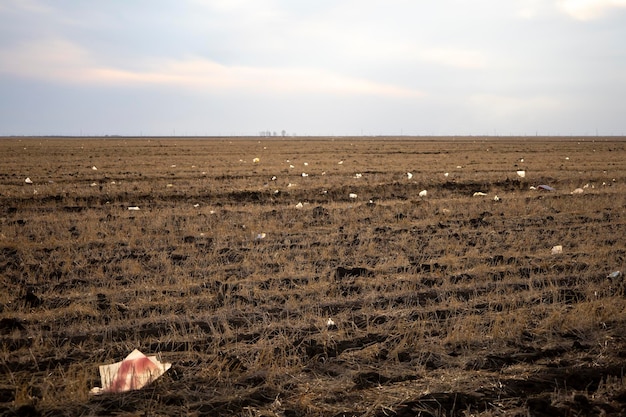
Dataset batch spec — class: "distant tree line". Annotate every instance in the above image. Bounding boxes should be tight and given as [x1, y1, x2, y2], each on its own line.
[259, 130, 293, 137]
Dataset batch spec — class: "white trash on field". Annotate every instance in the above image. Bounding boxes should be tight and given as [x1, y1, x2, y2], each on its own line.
[551, 245, 563, 255]
[419, 190, 427, 197]
[90, 349, 171, 395]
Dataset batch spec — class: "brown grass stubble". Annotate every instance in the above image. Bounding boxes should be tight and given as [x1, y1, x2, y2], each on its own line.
[0, 137, 625, 416]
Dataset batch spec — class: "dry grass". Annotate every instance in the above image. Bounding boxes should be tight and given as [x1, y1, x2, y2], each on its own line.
[1, 136, 626, 416]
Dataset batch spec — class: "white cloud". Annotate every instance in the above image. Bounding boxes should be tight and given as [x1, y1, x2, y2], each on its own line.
[418, 47, 488, 69]
[0, 37, 423, 98]
[558, 0, 626, 20]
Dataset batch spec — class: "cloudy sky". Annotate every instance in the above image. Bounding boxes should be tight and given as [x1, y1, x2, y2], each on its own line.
[1, 0, 625, 136]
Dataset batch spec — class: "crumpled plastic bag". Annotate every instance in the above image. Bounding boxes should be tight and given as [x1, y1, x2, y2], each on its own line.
[90, 349, 171, 395]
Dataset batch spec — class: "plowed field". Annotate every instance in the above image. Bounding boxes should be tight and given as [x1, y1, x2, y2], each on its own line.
[1, 137, 625, 416]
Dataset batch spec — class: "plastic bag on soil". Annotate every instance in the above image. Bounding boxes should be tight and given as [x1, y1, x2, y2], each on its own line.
[90, 349, 171, 395]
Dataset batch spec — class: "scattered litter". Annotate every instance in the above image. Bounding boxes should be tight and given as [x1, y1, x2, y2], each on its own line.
[407, 172, 413, 180]
[90, 349, 171, 395]
[288, 183, 295, 188]
[326, 318, 337, 330]
[354, 173, 362, 179]
[349, 193, 358, 199]
[304, 162, 308, 166]
[419, 190, 427, 197]
[289, 164, 295, 169]
[253, 157, 260, 163]
[529, 186, 537, 190]
[193, 203, 200, 208]
[170, 164, 176, 168]
[607, 271, 622, 280]
[565, 157, 569, 160]
[444, 172, 449, 177]
[127, 206, 140, 211]
[255, 233, 266, 240]
[25, 177, 33, 184]
[91, 182, 97, 187]
[520, 158, 524, 162]
[537, 185, 555, 191]
[493, 195, 500, 201]
[271, 176, 277, 181]
[551, 245, 563, 255]
[92, 166, 98, 171]
[301, 173, 309, 177]
[295, 202, 304, 209]
[338, 160, 344, 165]
[456, 165, 462, 169]
[166, 184, 173, 188]
[516, 170, 526, 178]
[571, 188, 584, 194]
[583, 183, 590, 189]
[473, 192, 487, 197]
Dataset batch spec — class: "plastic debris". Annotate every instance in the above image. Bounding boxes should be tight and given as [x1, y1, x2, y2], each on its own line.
[407, 172, 413, 180]
[255, 233, 266, 240]
[493, 195, 500, 201]
[252, 157, 260, 163]
[444, 172, 449, 177]
[127, 206, 140, 211]
[25, 177, 33, 184]
[354, 173, 362, 178]
[551, 245, 563, 255]
[301, 173, 309, 177]
[607, 271, 622, 280]
[419, 190, 427, 197]
[473, 192, 487, 197]
[90, 349, 171, 395]
[326, 318, 337, 330]
[571, 188, 584, 194]
[516, 170, 526, 178]
[537, 185, 555, 191]
[92, 166, 98, 170]
[349, 193, 358, 199]
[338, 160, 344, 165]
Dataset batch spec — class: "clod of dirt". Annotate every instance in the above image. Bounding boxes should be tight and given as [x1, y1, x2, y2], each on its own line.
[352, 371, 390, 389]
[335, 266, 372, 280]
[0, 317, 25, 334]
[21, 288, 42, 308]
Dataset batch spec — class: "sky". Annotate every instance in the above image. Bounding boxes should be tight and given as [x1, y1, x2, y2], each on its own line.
[1, 0, 625, 137]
